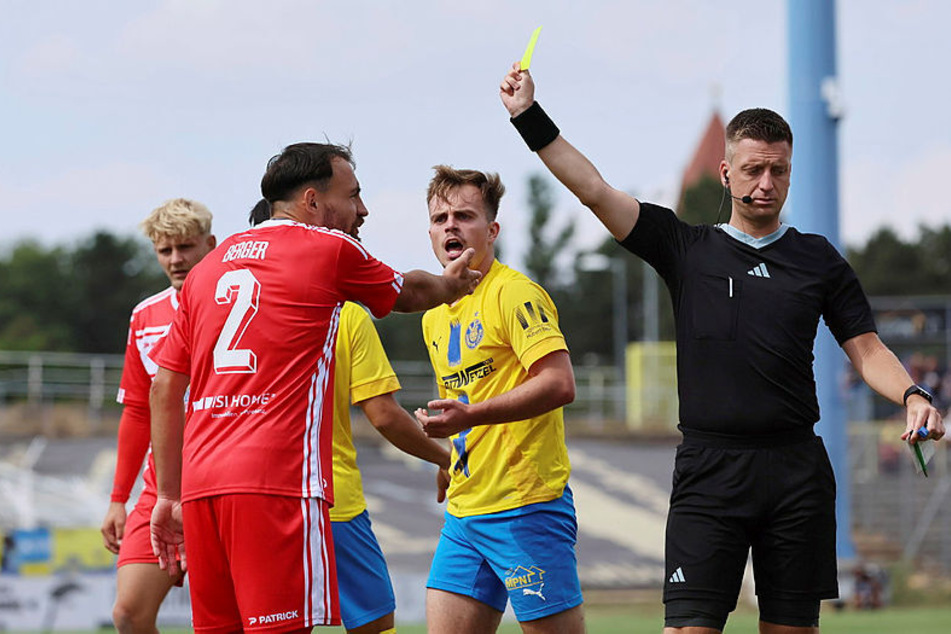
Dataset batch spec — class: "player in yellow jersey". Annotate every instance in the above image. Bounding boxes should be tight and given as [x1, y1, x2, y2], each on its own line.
[249, 201, 450, 634]
[414, 167, 584, 634]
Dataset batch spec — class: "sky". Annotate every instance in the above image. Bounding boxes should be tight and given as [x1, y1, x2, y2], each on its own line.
[2, 0, 950, 274]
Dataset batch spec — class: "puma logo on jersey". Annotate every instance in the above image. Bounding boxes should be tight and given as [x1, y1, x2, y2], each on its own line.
[523, 582, 546, 601]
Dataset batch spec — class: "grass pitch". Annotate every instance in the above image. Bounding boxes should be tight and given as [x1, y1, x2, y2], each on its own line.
[26, 604, 945, 634]
[9, 604, 950, 633]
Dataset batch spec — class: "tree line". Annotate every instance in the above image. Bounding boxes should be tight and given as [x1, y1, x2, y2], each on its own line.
[2, 175, 949, 361]
[0, 233, 166, 353]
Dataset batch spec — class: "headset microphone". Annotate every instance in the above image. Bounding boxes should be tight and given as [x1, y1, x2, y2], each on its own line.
[715, 172, 754, 225]
[724, 172, 753, 204]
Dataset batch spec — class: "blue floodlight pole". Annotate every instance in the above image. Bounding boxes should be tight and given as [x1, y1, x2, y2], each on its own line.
[788, 0, 855, 560]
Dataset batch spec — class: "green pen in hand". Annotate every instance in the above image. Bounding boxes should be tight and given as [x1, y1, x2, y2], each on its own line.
[910, 427, 933, 477]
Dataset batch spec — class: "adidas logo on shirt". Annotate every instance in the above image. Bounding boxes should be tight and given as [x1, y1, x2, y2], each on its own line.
[668, 567, 686, 584]
[747, 262, 771, 278]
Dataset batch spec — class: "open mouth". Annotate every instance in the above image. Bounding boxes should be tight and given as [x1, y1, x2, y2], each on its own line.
[444, 237, 465, 259]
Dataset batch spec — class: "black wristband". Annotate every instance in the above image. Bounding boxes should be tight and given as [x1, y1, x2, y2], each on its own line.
[510, 101, 560, 152]
[903, 384, 933, 406]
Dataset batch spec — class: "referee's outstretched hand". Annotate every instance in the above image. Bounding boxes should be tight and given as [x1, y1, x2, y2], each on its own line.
[500, 61, 535, 119]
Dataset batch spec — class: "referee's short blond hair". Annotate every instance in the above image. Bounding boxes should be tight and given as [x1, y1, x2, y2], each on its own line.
[140, 198, 213, 243]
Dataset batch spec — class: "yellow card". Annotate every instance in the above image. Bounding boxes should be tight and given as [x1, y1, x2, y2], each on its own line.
[520, 26, 543, 71]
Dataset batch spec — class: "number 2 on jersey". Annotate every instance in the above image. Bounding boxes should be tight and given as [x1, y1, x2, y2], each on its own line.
[213, 269, 261, 374]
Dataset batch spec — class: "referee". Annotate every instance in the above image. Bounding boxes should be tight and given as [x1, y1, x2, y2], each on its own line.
[499, 63, 945, 634]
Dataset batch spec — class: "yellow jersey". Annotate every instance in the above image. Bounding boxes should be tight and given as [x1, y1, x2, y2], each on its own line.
[421, 260, 571, 517]
[330, 302, 401, 521]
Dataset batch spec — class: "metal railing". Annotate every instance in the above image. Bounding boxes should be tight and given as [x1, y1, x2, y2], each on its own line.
[0, 351, 124, 407]
[0, 351, 634, 432]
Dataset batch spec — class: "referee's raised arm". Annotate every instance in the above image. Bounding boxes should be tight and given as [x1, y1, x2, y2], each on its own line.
[500, 61, 640, 241]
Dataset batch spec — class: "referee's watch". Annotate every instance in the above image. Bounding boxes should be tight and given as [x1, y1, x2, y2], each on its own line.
[903, 384, 933, 406]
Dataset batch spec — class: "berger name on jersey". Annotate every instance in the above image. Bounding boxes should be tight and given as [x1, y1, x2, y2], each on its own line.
[222, 240, 270, 263]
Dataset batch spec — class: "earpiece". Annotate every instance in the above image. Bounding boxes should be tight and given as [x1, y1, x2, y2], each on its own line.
[721, 170, 754, 207]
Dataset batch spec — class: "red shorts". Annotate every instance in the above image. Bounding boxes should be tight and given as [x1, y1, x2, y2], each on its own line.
[117, 493, 159, 567]
[183, 494, 339, 633]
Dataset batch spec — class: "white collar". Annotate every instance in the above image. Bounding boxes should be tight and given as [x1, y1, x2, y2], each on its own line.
[717, 223, 790, 249]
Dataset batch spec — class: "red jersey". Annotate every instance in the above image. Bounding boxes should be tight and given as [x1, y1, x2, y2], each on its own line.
[151, 219, 403, 505]
[112, 286, 179, 502]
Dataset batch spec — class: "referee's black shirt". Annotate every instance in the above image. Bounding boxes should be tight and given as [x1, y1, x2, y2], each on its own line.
[620, 203, 876, 437]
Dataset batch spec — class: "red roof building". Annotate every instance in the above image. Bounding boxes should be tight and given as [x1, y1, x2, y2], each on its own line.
[677, 111, 725, 214]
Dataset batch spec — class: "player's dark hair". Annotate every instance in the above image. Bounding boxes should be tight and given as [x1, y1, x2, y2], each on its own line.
[248, 199, 271, 226]
[725, 108, 793, 155]
[427, 165, 505, 222]
[261, 142, 354, 203]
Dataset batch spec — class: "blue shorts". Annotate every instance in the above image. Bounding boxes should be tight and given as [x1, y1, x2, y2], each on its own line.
[331, 511, 396, 630]
[427, 487, 583, 622]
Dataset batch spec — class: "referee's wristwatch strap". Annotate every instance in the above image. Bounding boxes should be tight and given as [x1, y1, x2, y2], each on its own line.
[903, 384, 933, 406]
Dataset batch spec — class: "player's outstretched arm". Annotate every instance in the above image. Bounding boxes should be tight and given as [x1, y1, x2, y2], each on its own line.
[393, 248, 481, 313]
[500, 61, 640, 241]
[843, 332, 945, 442]
[416, 350, 575, 438]
[359, 392, 451, 470]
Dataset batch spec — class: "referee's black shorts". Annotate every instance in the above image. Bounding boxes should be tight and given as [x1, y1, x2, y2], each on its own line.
[663, 428, 838, 627]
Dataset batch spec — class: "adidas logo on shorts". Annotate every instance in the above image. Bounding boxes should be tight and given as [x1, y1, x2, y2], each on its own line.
[668, 567, 686, 583]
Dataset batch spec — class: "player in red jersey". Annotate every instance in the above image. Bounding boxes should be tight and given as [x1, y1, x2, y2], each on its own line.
[250, 198, 450, 634]
[100, 198, 216, 633]
[149, 143, 480, 634]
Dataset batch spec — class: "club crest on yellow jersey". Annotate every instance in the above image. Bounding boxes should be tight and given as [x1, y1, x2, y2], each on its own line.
[465, 318, 484, 349]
